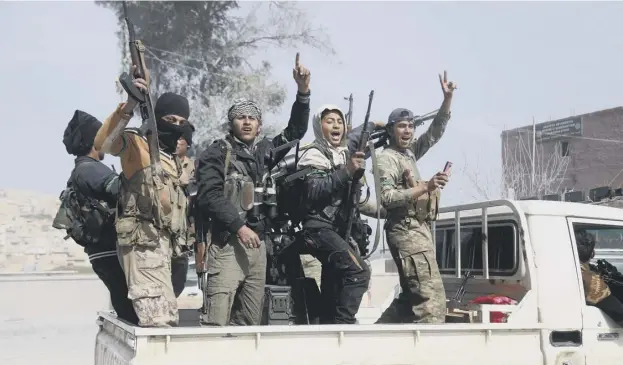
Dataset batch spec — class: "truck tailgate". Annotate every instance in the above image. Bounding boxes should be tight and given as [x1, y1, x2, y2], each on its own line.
[95, 310, 545, 365]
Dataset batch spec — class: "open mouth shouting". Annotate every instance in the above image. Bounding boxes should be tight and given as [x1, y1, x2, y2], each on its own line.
[329, 130, 342, 143]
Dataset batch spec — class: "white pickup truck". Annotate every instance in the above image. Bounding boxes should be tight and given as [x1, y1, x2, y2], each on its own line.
[94, 199, 623, 365]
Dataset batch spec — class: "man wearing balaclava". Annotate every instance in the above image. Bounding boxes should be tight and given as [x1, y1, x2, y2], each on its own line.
[94, 76, 191, 327]
[295, 105, 387, 324]
[375, 71, 457, 324]
[60, 110, 138, 325]
[195, 52, 311, 326]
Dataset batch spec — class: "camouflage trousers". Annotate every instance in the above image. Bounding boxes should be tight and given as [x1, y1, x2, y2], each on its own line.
[376, 219, 446, 324]
[117, 227, 179, 327]
[300, 254, 322, 290]
[202, 235, 266, 326]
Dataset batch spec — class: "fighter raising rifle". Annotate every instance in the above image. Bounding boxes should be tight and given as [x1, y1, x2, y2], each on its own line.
[93, 1, 195, 327]
[117, 2, 164, 225]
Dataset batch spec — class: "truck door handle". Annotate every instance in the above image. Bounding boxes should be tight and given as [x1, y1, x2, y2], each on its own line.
[550, 330, 582, 347]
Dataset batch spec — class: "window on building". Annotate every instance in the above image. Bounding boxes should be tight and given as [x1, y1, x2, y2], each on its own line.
[434, 221, 519, 276]
[561, 141, 570, 157]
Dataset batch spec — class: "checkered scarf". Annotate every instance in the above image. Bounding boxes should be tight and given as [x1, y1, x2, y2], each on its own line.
[227, 98, 262, 124]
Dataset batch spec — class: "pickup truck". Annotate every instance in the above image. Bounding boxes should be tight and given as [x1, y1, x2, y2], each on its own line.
[94, 199, 623, 365]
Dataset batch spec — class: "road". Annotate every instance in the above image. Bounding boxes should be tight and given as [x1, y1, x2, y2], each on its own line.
[0, 275, 108, 365]
[0, 257, 397, 364]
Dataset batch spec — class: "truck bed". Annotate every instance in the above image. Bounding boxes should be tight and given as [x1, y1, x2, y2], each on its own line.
[95, 310, 545, 365]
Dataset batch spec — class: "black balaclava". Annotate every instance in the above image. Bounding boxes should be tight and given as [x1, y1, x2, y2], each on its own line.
[63, 110, 103, 156]
[181, 122, 195, 147]
[154, 92, 190, 153]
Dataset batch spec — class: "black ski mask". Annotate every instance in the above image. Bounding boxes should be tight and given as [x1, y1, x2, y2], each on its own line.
[154, 92, 190, 154]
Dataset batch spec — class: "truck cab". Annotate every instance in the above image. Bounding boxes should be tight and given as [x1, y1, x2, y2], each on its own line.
[95, 199, 623, 365]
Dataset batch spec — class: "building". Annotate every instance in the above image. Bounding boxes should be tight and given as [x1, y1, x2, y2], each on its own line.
[500, 106, 623, 200]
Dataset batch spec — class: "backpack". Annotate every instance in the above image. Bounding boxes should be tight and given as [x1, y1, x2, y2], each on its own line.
[276, 173, 307, 229]
[52, 163, 115, 247]
[274, 146, 327, 229]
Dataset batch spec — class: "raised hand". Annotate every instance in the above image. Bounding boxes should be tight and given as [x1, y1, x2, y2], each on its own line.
[293, 52, 311, 93]
[438, 70, 457, 99]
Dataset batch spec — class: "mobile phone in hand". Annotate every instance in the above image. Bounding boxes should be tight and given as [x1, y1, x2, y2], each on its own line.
[443, 161, 452, 174]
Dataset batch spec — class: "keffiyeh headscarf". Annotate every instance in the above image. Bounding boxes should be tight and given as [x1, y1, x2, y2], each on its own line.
[227, 98, 262, 124]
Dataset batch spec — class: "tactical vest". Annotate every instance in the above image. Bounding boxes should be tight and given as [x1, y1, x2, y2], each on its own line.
[115, 130, 188, 250]
[301, 144, 349, 223]
[383, 148, 440, 223]
[220, 139, 255, 222]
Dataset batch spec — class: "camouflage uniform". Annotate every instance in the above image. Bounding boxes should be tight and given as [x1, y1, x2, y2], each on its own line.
[375, 110, 450, 324]
[582, 263, 612, 305]
[115, 130, 188, 327]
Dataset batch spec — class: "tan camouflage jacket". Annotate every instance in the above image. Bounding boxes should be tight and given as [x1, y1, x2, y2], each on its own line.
[377, 111, 451, 222]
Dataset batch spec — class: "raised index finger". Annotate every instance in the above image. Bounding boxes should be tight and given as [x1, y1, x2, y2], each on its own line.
[295, 52, 300, 68]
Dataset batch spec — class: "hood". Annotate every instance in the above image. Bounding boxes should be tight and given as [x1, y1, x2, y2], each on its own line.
[312, 104, 347, 148]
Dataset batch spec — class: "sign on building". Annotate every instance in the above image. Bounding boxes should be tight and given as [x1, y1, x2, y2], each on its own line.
[535, 116, 583, 143]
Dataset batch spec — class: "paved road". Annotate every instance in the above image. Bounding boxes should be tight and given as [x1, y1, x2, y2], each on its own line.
[0, 275, 109, 365]
[0, 258, 397, 364]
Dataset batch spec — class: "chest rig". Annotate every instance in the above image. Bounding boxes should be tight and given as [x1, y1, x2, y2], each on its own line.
[116, 130, 189, 248]
[303, 144, 350, 222]
[385, 148, 440, 224]
[221, 139, 256, 224]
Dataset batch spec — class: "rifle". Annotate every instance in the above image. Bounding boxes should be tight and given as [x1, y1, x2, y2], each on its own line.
[594, 259, 623, 303]
[195, 220, 208, 315]
[343, 90, 374, 246]
[117, 1, 163, 228]
[344, 93, 354, 133]
[369, 108, 440, 149]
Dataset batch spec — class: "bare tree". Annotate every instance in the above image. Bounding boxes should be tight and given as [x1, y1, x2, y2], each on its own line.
[501, 128, 571, 199]
[98, 1, 334, 147]
[462, 127, 571, 201]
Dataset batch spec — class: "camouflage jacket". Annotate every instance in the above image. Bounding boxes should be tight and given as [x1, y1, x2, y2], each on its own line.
[378, 110, 450, 222]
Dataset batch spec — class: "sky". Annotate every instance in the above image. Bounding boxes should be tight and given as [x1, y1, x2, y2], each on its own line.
[2, 0, 623, 209]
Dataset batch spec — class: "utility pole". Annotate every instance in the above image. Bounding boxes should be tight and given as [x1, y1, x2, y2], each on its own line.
[531, 116, 536, 196]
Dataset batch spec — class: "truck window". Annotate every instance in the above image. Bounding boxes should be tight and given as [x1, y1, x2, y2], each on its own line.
[573, 222, 623, 272]
[435, 221, 519, 276]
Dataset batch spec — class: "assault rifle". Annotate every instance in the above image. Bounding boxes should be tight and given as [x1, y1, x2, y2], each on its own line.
[117, 1, 163, 227]
[368, 108, 440, 149]
[344, 93, 354, 132]
[343, 90, 374, 253]
[593, 259, 623, 303]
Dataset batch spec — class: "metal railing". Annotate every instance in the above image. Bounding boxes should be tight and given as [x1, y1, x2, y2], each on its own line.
[433, 200, 526, 280]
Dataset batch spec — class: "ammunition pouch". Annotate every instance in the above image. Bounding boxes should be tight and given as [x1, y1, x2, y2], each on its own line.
[224, 171, 255, 217]
[413, 181, 440, 222]
[350, 219, 372, 257]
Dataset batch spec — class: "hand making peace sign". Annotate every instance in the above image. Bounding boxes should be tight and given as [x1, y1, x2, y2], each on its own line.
[293, 52, 311, 94]
[438, 70, 457, 99]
